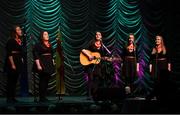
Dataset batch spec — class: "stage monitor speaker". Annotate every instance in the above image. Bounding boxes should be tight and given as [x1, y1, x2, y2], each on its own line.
[92, 88, 126, 102]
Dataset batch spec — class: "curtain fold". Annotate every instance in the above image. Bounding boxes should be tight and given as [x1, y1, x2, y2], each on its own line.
[0, 0, 175, 96]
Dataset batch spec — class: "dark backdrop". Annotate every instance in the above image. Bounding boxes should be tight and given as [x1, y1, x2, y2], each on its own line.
[0, 0, 179, 96]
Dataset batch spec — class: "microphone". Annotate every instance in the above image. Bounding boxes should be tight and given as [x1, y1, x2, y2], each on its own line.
[129, 39, 133, 43]
[21, 26, 26, 37]
[132, 40, 135, 45]
[21, 26, 25, 30]
[129, 40, 135, 45]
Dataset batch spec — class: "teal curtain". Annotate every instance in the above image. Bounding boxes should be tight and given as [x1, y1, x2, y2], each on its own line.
[0, 0, 177, 96]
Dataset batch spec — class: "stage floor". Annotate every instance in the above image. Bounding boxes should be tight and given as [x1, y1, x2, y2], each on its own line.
[0, 96, 95, 108]
[0, 96, 179, 113]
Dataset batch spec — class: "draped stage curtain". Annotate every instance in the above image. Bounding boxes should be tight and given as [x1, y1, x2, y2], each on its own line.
[0, 0, 177, 96]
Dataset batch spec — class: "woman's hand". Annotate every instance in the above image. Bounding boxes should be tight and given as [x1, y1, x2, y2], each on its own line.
[88, 56, 95, 61]
[168, 63, 171, 71]
[149, 64, 152, 73]
[11, 64, 16, 70]
[37, 65, 42, 71]
[53, 59, 56, 65]
[136, 63, 139, 72]
[35, 59, 42, 71]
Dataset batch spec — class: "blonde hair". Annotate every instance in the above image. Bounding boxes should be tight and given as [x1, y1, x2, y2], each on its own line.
[152, 35, 166, 54]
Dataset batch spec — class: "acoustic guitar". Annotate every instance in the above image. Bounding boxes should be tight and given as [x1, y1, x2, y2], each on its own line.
[80, 50, 122, 66]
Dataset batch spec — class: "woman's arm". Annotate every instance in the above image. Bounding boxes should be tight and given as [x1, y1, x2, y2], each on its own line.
[137, 63, 139, 72]
[33, 44, 42, 71]
[8, 56, 16, 70]
[6, 39, 16, 70]
[149, 64, 152, 73]
[82, 49, 94, 61]
[35, 59, 42, 71]
[168, 63, 171, 71]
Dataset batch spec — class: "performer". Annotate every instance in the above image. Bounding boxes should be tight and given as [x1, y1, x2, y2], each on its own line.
[81, 31, 107, 100]
[5, 25, 24, 103]
[32, 31, 55, 102]
[122, 33, 139, 95]
[149, 35, 171, 81]
[146, 35, 172, 101]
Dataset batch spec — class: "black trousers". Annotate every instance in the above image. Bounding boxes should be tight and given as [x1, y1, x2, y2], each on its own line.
[6, 69, 19, 99]
[39, 72, 50, 99]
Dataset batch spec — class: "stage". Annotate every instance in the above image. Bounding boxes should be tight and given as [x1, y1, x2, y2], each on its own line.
[0, 96, 178, 113]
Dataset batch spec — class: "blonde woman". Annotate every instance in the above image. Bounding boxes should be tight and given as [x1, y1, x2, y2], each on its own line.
[149, 35, 171, 80]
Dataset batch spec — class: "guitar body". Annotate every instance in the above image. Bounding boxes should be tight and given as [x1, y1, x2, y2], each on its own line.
[80, 50, 101, 66]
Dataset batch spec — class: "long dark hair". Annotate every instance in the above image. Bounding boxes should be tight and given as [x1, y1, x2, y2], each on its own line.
[39, 31, 51, 47]
[11, 25, 21, 39]
[40, 31, 45, 42]
[39, 31, 49, 42]
[126, 33, 136, 48]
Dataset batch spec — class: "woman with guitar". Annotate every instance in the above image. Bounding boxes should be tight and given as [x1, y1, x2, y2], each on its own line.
[81, 31, 107, 100]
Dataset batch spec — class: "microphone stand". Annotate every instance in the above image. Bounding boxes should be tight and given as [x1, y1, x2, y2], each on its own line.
[132, 41, 137, 67]
[101, 40, 112, 56]
[20, 26, 29, 97]
[155, 47, 158, 81]
[132, 41, 137, 86]
[100, 40, 113, 88]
